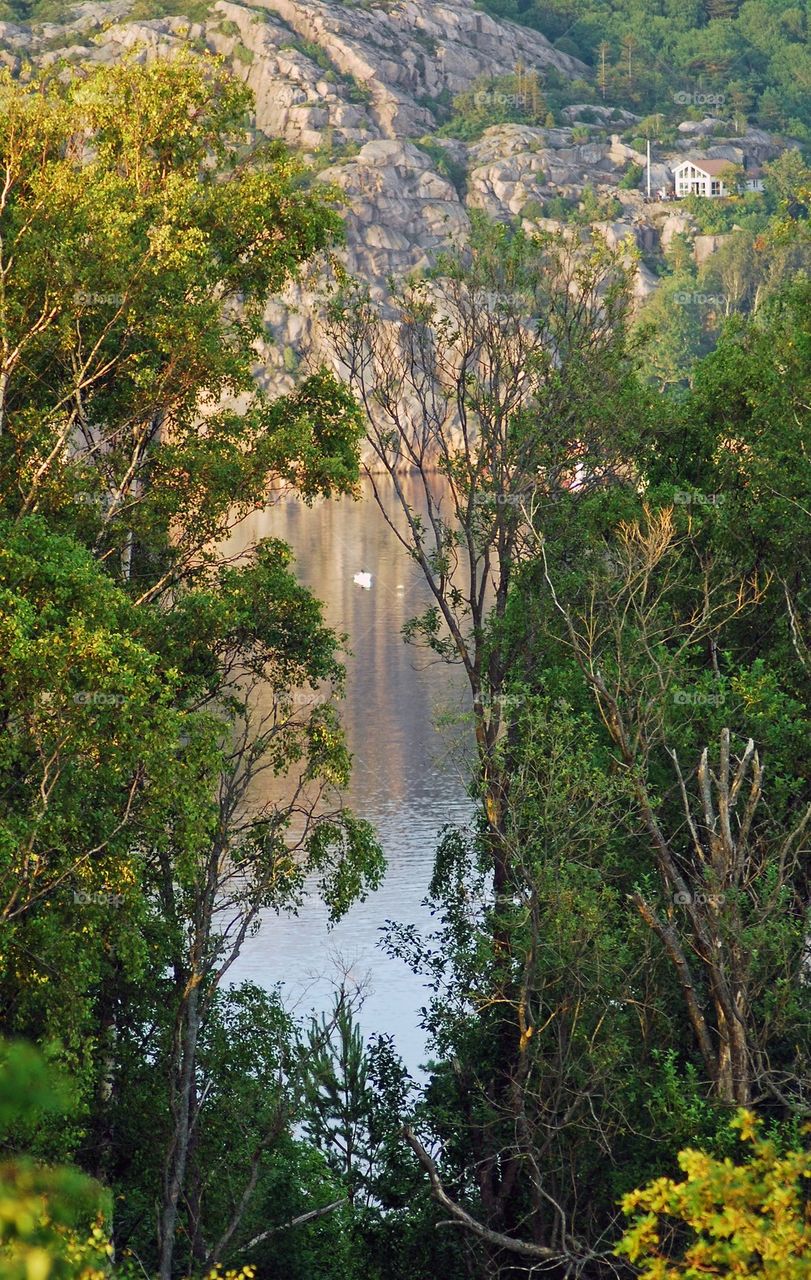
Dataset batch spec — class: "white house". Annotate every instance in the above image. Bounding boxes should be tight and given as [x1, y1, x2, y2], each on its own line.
[673, 157, 736, 198]
[673, 157, 766, 198]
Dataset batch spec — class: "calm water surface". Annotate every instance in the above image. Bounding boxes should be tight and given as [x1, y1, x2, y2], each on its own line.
[225, 479, 474, 1073]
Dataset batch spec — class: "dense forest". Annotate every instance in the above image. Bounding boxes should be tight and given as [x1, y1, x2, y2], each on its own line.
[478, 0, 811, 137]
[2, 0, 810, 136]
[0, 16, 810, 1280]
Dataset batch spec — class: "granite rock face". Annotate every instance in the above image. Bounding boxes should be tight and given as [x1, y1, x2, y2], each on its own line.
[321, 139, 468, 282]
[0, 0, 792, 456]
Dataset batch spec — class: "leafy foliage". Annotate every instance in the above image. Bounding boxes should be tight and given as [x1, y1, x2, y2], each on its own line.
[619, 1111, 811, 1278]
[0, 1043, 112, 1280]
[0, 56, 383, 1280]
[475, 0, 811, 136]
[0, 22, 810, 1280]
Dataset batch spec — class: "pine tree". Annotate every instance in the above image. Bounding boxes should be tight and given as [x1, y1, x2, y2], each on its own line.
[621, 33, 638, 89]
[598, 40, 611, 98]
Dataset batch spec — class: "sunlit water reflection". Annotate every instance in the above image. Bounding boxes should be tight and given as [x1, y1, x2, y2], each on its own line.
[224, 478, 474, 1074]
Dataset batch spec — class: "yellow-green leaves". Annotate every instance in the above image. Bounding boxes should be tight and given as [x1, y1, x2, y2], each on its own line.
[0, 58, 350, 590]
[0, 1043, 111, 1280]
[618, 1110, 811, 1278]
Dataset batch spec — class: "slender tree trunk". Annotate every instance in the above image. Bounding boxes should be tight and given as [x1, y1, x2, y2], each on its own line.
[186, 1090, 207, 1268]
[159, 976, 202, 1280]
[88, 967, 118, 1184]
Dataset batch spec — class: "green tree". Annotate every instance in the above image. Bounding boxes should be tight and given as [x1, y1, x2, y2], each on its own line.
[439, 69, 549, 140]
[633, 270, 710, 390]
[381, 270, 810, 1273]
[0, 516, 215, 1116]
[0, 57, 384, 1280]
[764, 148, 811, 205]
[0, 1041, 111, 1280]
[326, 217, 638, 897]
[0, 56, 361, 600]
[328, 216, 650, 1268]
[300, 998, 413, 1207]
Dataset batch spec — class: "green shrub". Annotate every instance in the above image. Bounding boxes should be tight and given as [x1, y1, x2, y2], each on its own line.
[232, 40, 254, 64]
[521, 197, 547, 220]
[296, 38, 334, 74]
[619, 161, 644, 189]
[0, 1042, 112, 1280]
[541, 194, 577, 221]
[554, 35, 580, 57]
[127, 0, 213, 20]
[412, 30, 438, 55]
[413, 137, 467, 197]
[680, 193, 769, 234]
[438, 70, 548, 141]
[346, 75, 372, 104]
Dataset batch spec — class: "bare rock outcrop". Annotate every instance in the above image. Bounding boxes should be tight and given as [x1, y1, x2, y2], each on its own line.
[321, 139, 468, 284]
[0, 0, 795, 461]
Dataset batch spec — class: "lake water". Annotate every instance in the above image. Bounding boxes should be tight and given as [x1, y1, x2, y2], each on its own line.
[225, 478, 474, 1074]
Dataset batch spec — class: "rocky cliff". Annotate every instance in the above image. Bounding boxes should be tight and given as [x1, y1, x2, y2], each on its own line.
[0, 0, 790, 426]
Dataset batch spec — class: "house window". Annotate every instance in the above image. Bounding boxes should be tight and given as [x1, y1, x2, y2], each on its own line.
[711, 180, 720, 195]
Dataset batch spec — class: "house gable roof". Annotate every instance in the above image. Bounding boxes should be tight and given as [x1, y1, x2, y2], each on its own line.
[673, 157, 737, 178]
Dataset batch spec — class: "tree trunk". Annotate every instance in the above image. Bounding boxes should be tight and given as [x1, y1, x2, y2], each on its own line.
[186, 1089, 208, 1268]
[159, 975, 202, 1280]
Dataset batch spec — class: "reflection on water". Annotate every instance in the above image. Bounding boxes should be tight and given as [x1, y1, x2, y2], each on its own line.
[224, 477, 474, 1073]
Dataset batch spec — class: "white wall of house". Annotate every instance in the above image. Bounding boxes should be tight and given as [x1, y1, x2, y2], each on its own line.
[673, 162, 730, 198]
